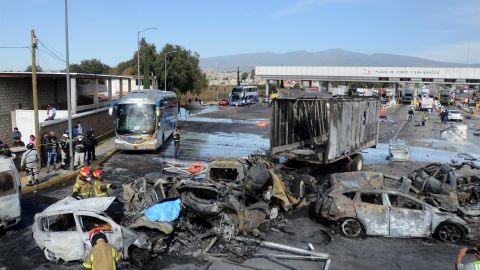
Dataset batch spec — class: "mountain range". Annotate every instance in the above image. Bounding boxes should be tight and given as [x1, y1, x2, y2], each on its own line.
[199, 49, 480, 71]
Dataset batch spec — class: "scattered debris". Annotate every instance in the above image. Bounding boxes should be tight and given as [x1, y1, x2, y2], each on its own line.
[389, 139, 411, 161]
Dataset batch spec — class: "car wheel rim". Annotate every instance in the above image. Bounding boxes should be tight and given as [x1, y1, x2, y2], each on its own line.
[438, 224, 461, 243]
[341, 219, 362, 237]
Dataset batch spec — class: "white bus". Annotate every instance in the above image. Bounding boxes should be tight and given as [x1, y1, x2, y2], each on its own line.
[109, 89, 178, 151]
[228, 86, 259, 106]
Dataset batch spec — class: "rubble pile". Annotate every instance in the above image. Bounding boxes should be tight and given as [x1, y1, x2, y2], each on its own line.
[120, 156, 311, 260]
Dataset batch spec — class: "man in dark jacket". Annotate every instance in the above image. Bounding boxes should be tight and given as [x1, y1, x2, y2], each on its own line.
[40, 132, 49, 167]
[85, 129, 97, 165]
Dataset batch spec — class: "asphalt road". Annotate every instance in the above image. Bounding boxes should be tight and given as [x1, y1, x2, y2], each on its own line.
[0, 103, 474, 270]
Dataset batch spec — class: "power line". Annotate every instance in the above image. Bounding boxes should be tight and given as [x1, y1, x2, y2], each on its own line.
[0, 46, 29, 49]
[37, 49, 53, 71]
[37, 39, 66, 62]
[38, 48, 66, 63]
[37, 38, 63, 58]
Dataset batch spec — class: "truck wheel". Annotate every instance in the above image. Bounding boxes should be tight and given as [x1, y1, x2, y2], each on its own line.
[350, 154, 363, 171]
[129, 247, 150, 268]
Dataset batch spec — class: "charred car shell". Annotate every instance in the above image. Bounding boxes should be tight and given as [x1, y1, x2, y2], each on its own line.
[32, 197, 151, 264]
[314, 171, 470, 243]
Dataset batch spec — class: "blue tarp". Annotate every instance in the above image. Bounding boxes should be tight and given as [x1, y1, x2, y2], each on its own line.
[144, 198, 181, 222]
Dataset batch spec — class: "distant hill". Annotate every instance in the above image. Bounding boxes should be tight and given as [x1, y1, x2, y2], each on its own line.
[200, 49, 480, 71]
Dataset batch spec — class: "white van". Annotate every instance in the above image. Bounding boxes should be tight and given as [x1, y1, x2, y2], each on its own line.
[0, 155, 21, 230]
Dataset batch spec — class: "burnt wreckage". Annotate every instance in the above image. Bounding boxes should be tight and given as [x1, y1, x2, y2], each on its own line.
[120, 156, 331, 268]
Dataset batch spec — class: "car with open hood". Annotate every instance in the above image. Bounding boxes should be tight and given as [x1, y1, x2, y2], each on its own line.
[313, 171, 470, 243]
[32, 197, 151, 266]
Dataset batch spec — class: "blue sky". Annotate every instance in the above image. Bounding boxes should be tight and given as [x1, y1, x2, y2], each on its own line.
[1, 0, 480, 71]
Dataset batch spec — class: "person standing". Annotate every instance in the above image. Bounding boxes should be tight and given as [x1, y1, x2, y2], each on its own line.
[46, 131, 58, 174]
[21, 143, 39, 186]
[40, 132, 49, 167]
[444, 109, 450, 124]
[85, 129, 97, 164]
[407, 106, 415, 121]
[60, 132, 70, 170]
[421, 112, 429, 126]
[439, 109, 445, 124]
[74, 135, 86, 168]
[173, 127, 182, 162]
[83, 229, 121, 270]
[76, 121, 83, 136]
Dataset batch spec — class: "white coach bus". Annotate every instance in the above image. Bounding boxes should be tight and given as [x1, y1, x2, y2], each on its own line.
[109, 89, 178, 150]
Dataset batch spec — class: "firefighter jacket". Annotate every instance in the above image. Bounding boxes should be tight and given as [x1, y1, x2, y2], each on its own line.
[72, 175, 93, 199]
[82, 239, 121, 270]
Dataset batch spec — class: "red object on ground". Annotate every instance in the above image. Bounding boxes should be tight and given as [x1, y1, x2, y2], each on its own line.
[256, 121, 270, 128]
[187, 162, 204, 176]
[218, 99, 228, 106]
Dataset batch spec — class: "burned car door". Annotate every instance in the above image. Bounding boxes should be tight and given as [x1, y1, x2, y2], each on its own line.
[74, 211, 124, 254]
[354, 192, 389, 235]
[40, 213, 85, 261]
[387, 193, 431, 238]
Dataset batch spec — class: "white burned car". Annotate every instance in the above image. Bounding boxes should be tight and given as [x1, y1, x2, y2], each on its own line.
[314, 172, 471, 243]
[0, 155, 21, 230]
[32, 197, 151, 266]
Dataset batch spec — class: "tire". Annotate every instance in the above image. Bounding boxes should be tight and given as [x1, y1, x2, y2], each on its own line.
[129, 247, 150, 268]
[44, 248, 60, 263]
[436, 223, 464, 244]
[350, 154, 363, 171]
[340, 218, 364, 238]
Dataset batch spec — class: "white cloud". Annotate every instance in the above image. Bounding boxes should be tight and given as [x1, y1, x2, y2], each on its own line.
[412, 42, 480, 64]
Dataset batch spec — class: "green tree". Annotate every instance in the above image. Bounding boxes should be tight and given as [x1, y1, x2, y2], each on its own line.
[153, 44, 208, 97]
[25, 65, 43, 72]
[70, 59, 111, 74]
[241, 72, 249, 81]
[143, 54, 151, 89]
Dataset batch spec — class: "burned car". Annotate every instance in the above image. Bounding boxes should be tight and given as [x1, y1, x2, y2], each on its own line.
[408, 163, 480, 215]
[32, 197, 151, 266]
[313, 171, 470, 243]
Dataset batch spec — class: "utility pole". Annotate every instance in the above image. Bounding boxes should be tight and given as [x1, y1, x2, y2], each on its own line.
[65, 0, 74, 169]
[31, 30, 41, 167]
[237, 66, 240, 86]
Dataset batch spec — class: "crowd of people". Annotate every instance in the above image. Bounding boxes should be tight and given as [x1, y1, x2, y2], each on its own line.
[0, 121, 99, 186]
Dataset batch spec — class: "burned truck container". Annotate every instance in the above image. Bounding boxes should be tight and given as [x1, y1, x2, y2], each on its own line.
[270, 94, 380, 170]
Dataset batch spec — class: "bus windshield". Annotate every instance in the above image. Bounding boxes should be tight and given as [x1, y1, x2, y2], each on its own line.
[115, 104, 156, 135]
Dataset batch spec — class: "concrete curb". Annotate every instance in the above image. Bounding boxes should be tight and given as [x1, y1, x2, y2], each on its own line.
[21, 148, 118, 195]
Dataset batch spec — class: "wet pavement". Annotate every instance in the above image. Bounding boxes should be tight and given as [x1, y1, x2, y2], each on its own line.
[0, 103, 476, 270]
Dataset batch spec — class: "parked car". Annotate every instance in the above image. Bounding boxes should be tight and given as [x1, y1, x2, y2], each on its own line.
[447, 110, 463, 121]
[32, 197, 151, 266]
[218, 99, 228, 106]
[0, 154, 21, 230]
[313, 172, 470, 243]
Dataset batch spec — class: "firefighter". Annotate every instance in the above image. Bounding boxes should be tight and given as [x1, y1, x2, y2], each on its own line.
[83, 228, 121, 270]
[72, 166, 92, 199]
[21, 143, 40, 186]
[92, 169, 115, 197]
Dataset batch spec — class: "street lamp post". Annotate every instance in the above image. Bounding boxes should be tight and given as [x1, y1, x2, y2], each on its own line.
[137, 27, 157, 90]
[164, 51, 177, 91]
